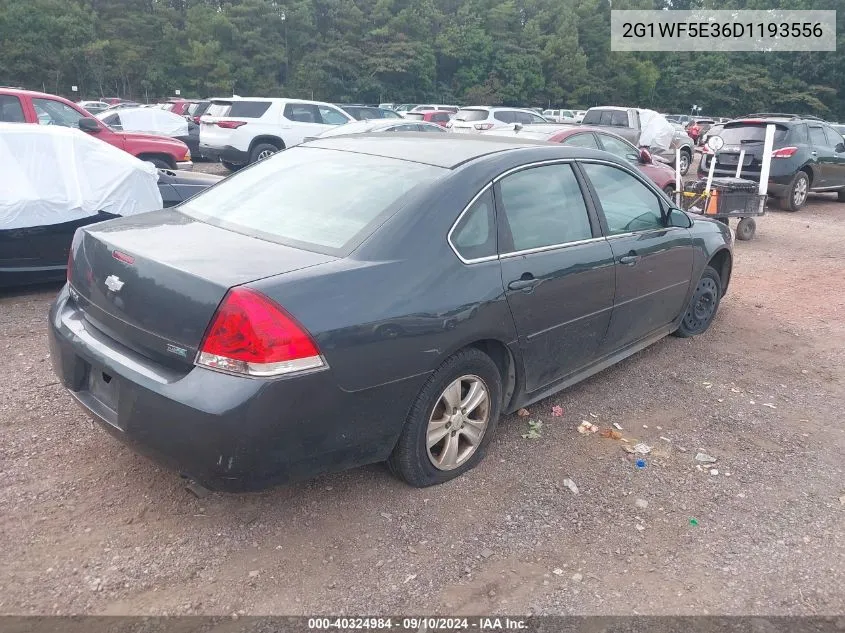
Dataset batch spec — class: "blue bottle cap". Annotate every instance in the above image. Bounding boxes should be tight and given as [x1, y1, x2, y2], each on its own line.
[635, 459, 647, 469]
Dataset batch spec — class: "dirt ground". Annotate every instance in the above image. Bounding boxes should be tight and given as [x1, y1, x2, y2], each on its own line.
[1, 188, 843, 617]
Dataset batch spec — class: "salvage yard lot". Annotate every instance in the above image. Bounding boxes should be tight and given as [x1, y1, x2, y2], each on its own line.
[1, 197, 843, 616]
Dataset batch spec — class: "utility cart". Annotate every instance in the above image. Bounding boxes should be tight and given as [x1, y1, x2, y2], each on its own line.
[678, 176, 767, 241]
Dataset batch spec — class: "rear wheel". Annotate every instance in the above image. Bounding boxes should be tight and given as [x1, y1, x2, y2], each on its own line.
[221, 161, 242, 172]
[249, 143, 279, 165]
[778, 171, 809, 212]
[388, 348, 502, 487]
[673, 265, 722, 338]
[736, 217, 756, 241]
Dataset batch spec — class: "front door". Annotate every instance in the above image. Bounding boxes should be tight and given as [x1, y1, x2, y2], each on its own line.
[578, 161, 694, 352]
[496, 162, 616, 393]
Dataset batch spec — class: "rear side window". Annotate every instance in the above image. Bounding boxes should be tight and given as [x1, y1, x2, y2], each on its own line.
[494, 111, 514, 123]
[455, 109, 489, 122]
[179, 147, 444, 254]
[0, 95, 25, 122]
[808, 126, 828, 147]
[229, 101, 271, 118]
[498, 164, 593, 252]
[790, 123, 809, 143]
[451, 189, 496, 261]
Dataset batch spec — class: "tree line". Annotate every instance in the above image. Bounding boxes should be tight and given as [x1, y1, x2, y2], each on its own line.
[1, 0, 843, 119]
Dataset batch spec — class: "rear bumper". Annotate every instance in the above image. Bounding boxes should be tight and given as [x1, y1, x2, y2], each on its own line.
[697, 162, 796, 198]
[48, 286, 424, 491]
[199, 144, 249, 166]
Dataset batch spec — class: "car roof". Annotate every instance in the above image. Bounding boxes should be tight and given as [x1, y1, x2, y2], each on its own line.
[0, 87, 74, 101]
[587, 106, 630, 111]
[302, 133, 613, 169]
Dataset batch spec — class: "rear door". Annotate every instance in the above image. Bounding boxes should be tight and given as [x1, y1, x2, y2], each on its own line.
[808, 124, 834, 187]
[495, 162, 616, 393]
[579, 161, 694, 352]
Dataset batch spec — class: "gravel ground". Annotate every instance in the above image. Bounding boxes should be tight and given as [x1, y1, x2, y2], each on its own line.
[1, 187, 843, 617]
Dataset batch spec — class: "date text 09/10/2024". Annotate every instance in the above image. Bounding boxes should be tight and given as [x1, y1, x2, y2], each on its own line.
[306, 617, 529, 630]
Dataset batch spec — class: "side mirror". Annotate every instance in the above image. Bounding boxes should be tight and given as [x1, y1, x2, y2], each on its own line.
[78, 117, 101, 133]
[666, 207, 692, 228]
[638, 148, 652, 164]
[836, 142, 845, 153]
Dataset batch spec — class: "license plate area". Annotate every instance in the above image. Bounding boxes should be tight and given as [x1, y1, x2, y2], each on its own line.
[88, 366, 118, 414]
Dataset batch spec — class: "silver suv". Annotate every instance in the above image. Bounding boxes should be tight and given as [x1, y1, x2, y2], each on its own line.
[449, 106, 548, 133]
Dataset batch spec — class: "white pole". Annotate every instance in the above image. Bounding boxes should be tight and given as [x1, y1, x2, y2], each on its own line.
[758, 124, 776, 196]
[735, 149, 745, 179]
[675, 147, 682, 206]
[704, 150, 717, 195]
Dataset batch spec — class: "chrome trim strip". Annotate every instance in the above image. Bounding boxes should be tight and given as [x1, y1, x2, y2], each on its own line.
[499, 236, 606, 259]
[492, 158, 575, 183]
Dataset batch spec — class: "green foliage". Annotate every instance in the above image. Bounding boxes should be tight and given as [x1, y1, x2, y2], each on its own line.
[0, 0, 842, 120]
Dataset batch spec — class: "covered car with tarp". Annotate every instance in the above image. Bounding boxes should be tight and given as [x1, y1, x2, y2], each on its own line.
[97, 107, 200, 158]
[0, 123, 220, 287]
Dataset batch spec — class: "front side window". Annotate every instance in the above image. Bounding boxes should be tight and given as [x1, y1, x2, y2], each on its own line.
[582, 163, 663, 235]
[32, 98, 86, 128]
[451, 188, 496, 260]
[498, 164, 593, 252]
[560, 133, 599, 149]
[284, 103, 320, 123]
[179, 147, 444, 254]
[0, 95, 25, 122]
[597, 133, 638, 162]
[319, 105, 349, 125]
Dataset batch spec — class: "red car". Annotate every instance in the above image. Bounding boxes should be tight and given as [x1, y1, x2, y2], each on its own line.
[403, 109, 453, 127]
[165, 98, 196, 116]
[0, 88, 192, 169]
[687, 119, 715, 145]
[485, 124, 681, 195]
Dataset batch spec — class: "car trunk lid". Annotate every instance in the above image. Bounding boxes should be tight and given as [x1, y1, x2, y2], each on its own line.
[68, 210, 335, 368]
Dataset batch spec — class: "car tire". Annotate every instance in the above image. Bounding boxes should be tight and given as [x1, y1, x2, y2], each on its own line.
[249, 143, 279, 165]
[678, 149, 691, 176]
[663, 185, 675, 198]
[779, 171, 810, 212]
[387, 348, 502, 487]
[221, 161, 242, 172]
[736, 217, 756, 241]
[147, 157, 171, 169]
[673, 265, 722, 338]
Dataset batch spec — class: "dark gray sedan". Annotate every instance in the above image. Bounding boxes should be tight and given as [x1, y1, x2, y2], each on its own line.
[48, 135, 733, 490]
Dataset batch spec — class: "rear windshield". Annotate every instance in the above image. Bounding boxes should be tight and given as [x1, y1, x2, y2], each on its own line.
[582, 109, 628, 126]
[719, 123, 789, 145]
[179, 147, 445, 254]
[454, 109, 488, 122]
[207, 100, 271, 118]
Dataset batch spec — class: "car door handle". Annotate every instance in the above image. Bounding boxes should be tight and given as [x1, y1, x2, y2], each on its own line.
[619, 254, 641, 266]
[508, 276, 538, 291]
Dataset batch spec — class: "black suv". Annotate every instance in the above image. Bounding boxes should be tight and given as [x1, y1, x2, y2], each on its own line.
[698, 114, 845, 211]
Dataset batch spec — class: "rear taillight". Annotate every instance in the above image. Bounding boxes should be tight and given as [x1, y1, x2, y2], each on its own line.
[197, 288, 324, 377]
[216, 120, 247, 129]
[474, 123, 494, 130]
[772, 146, 798, 158]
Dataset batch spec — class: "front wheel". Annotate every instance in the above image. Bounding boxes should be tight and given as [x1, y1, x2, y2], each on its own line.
[678, 150, 691, 176]
[673, 265, 722, 338]
[387, 348, 502, 487]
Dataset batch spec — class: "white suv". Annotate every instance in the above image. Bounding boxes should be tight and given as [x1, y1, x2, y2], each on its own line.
[449, 106, 548, 133]
[199, 97, 353, 171]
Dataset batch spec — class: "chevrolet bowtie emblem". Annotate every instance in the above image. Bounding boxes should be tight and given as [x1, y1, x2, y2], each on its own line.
[104, 275, 124, 292]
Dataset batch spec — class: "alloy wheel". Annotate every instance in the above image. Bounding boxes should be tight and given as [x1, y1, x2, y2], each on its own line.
[426, 375, 490, 471]
[793, 175, 808, 207]
[257, 149, 275, 161]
